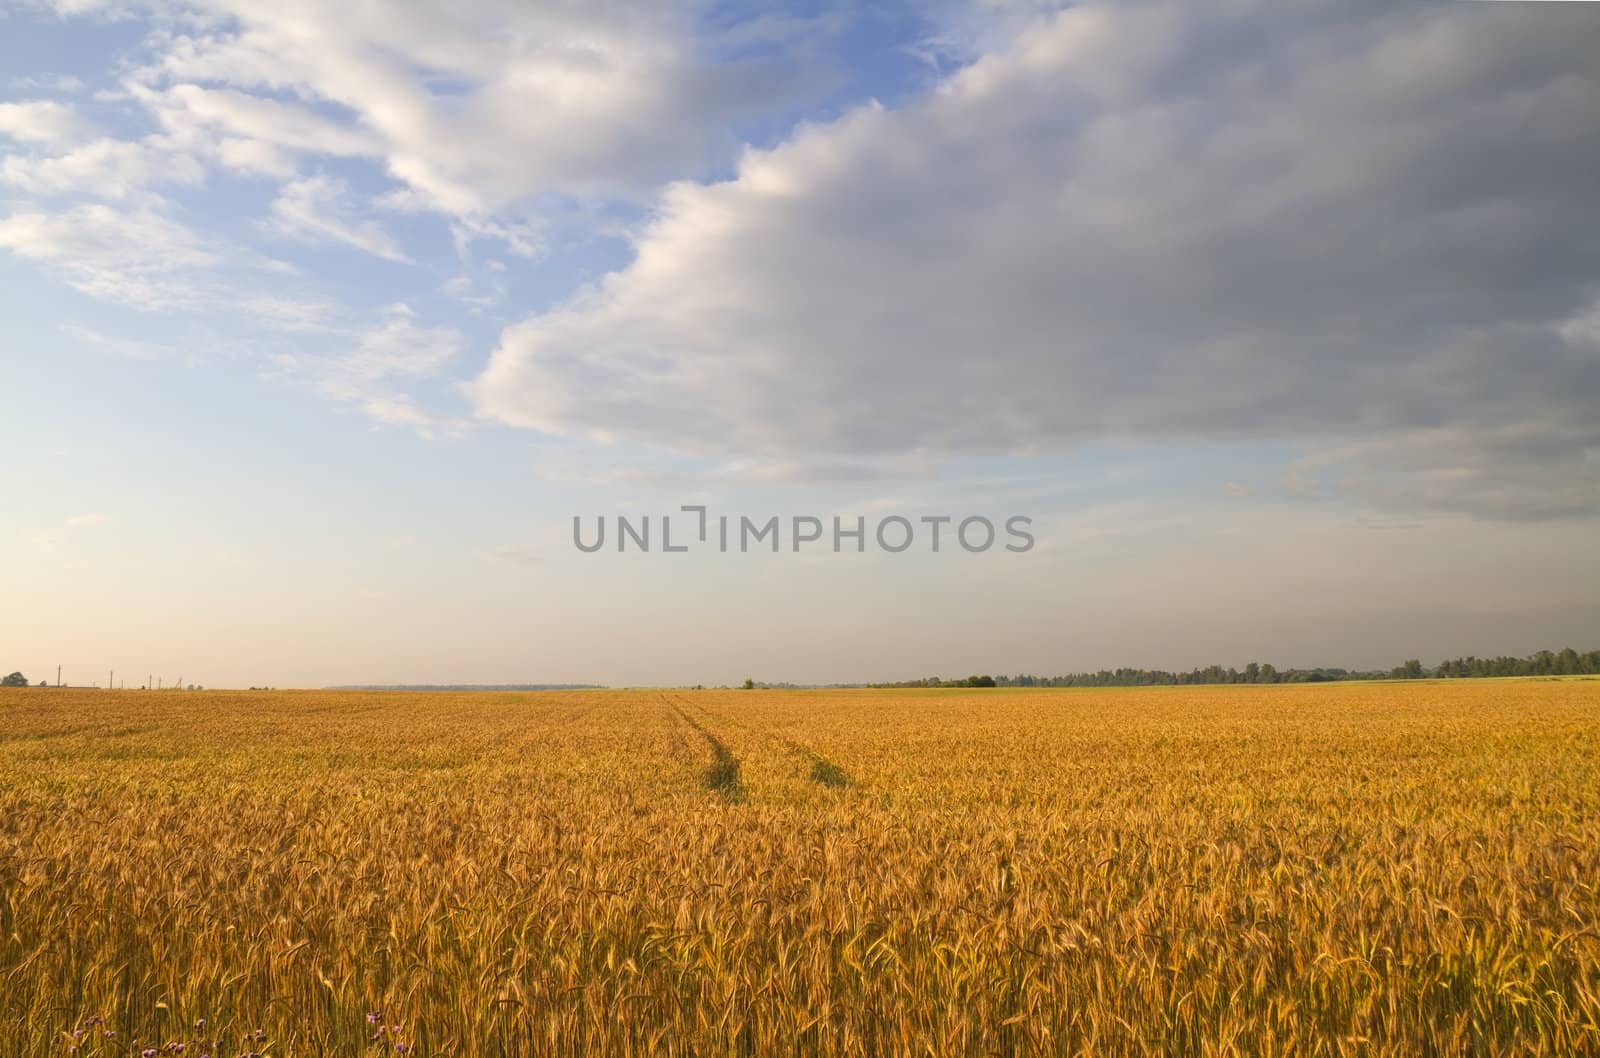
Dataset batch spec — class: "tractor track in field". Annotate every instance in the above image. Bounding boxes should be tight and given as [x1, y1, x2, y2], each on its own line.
[668, 694, 854, 792]
[661, 694, 747, 803]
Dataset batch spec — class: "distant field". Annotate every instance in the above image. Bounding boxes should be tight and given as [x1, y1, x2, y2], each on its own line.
[2, 681, 1598, 1056]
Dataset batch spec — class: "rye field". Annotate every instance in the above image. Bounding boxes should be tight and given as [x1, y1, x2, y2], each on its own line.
[2, 681, 1598, 1057]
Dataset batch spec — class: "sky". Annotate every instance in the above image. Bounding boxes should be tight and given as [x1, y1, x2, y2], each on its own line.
[2, 0, 1598, 689]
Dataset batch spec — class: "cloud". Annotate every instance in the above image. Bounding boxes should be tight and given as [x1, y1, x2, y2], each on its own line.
[0, 99, 98, 145]
[138, 83, 385, 177]
[59, 322, 171, 360]
[1291, 417, 1600, 523]
[112, 0, 836, 222]
[0, 135, 205, 199]
[0, 204, 220, 310]
[440, 273, 504, 311]
[0, 196, 458, 428]
[35, 0, 127, 15]
[355, 394, 442, 433]
[268, 174, 409, 262]
[471, 2, 1600, 519]
[8, 74, 87, 95]
[334, 307, 461, 384]
[0, 201, 347, 328]
[271, 306, 466, 436]
[486, 543, 542, 566]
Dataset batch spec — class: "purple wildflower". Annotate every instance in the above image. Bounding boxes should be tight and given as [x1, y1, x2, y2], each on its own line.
[143, 1049, 158, 1057]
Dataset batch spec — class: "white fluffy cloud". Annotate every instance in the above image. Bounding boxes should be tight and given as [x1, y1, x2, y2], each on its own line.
[472, 3, 1600, 518]
[0, 100, 98, 145]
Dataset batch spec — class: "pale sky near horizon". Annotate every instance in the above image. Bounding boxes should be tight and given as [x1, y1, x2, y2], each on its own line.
[3, 0, 1598, 689]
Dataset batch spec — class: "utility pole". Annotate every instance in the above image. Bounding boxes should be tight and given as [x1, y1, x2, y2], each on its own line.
[57, 664, 61, 687]
[109, 670, 114, 690]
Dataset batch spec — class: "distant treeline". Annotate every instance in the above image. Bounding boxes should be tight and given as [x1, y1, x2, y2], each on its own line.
[871, 647, 1600, 689]
[326, 684, 606, 691]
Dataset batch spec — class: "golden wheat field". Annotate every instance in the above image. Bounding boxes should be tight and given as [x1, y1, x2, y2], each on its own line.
[2, 681, 1598, 1057]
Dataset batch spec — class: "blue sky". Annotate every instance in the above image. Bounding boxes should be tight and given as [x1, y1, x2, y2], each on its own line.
[3, 0, 1598, 688]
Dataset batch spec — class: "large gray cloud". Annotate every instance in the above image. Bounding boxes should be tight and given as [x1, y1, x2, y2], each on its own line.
[472, 2, 1600, 518]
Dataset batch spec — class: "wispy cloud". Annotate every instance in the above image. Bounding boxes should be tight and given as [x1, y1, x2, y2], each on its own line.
[1, 135, 204, 200]
[59, 322, 171, 360]
[0, 205, 219, 311]
[485, 543, 542, 566]
[267, 305, 467, 437]
[267, 174, 410, 263]
[105, 0, 837, 223]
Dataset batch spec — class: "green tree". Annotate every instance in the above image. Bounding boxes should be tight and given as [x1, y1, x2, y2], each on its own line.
[1391, 659, 1425, 679]
[1, 672, 27, 687]
[742, 678, 755, 690]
